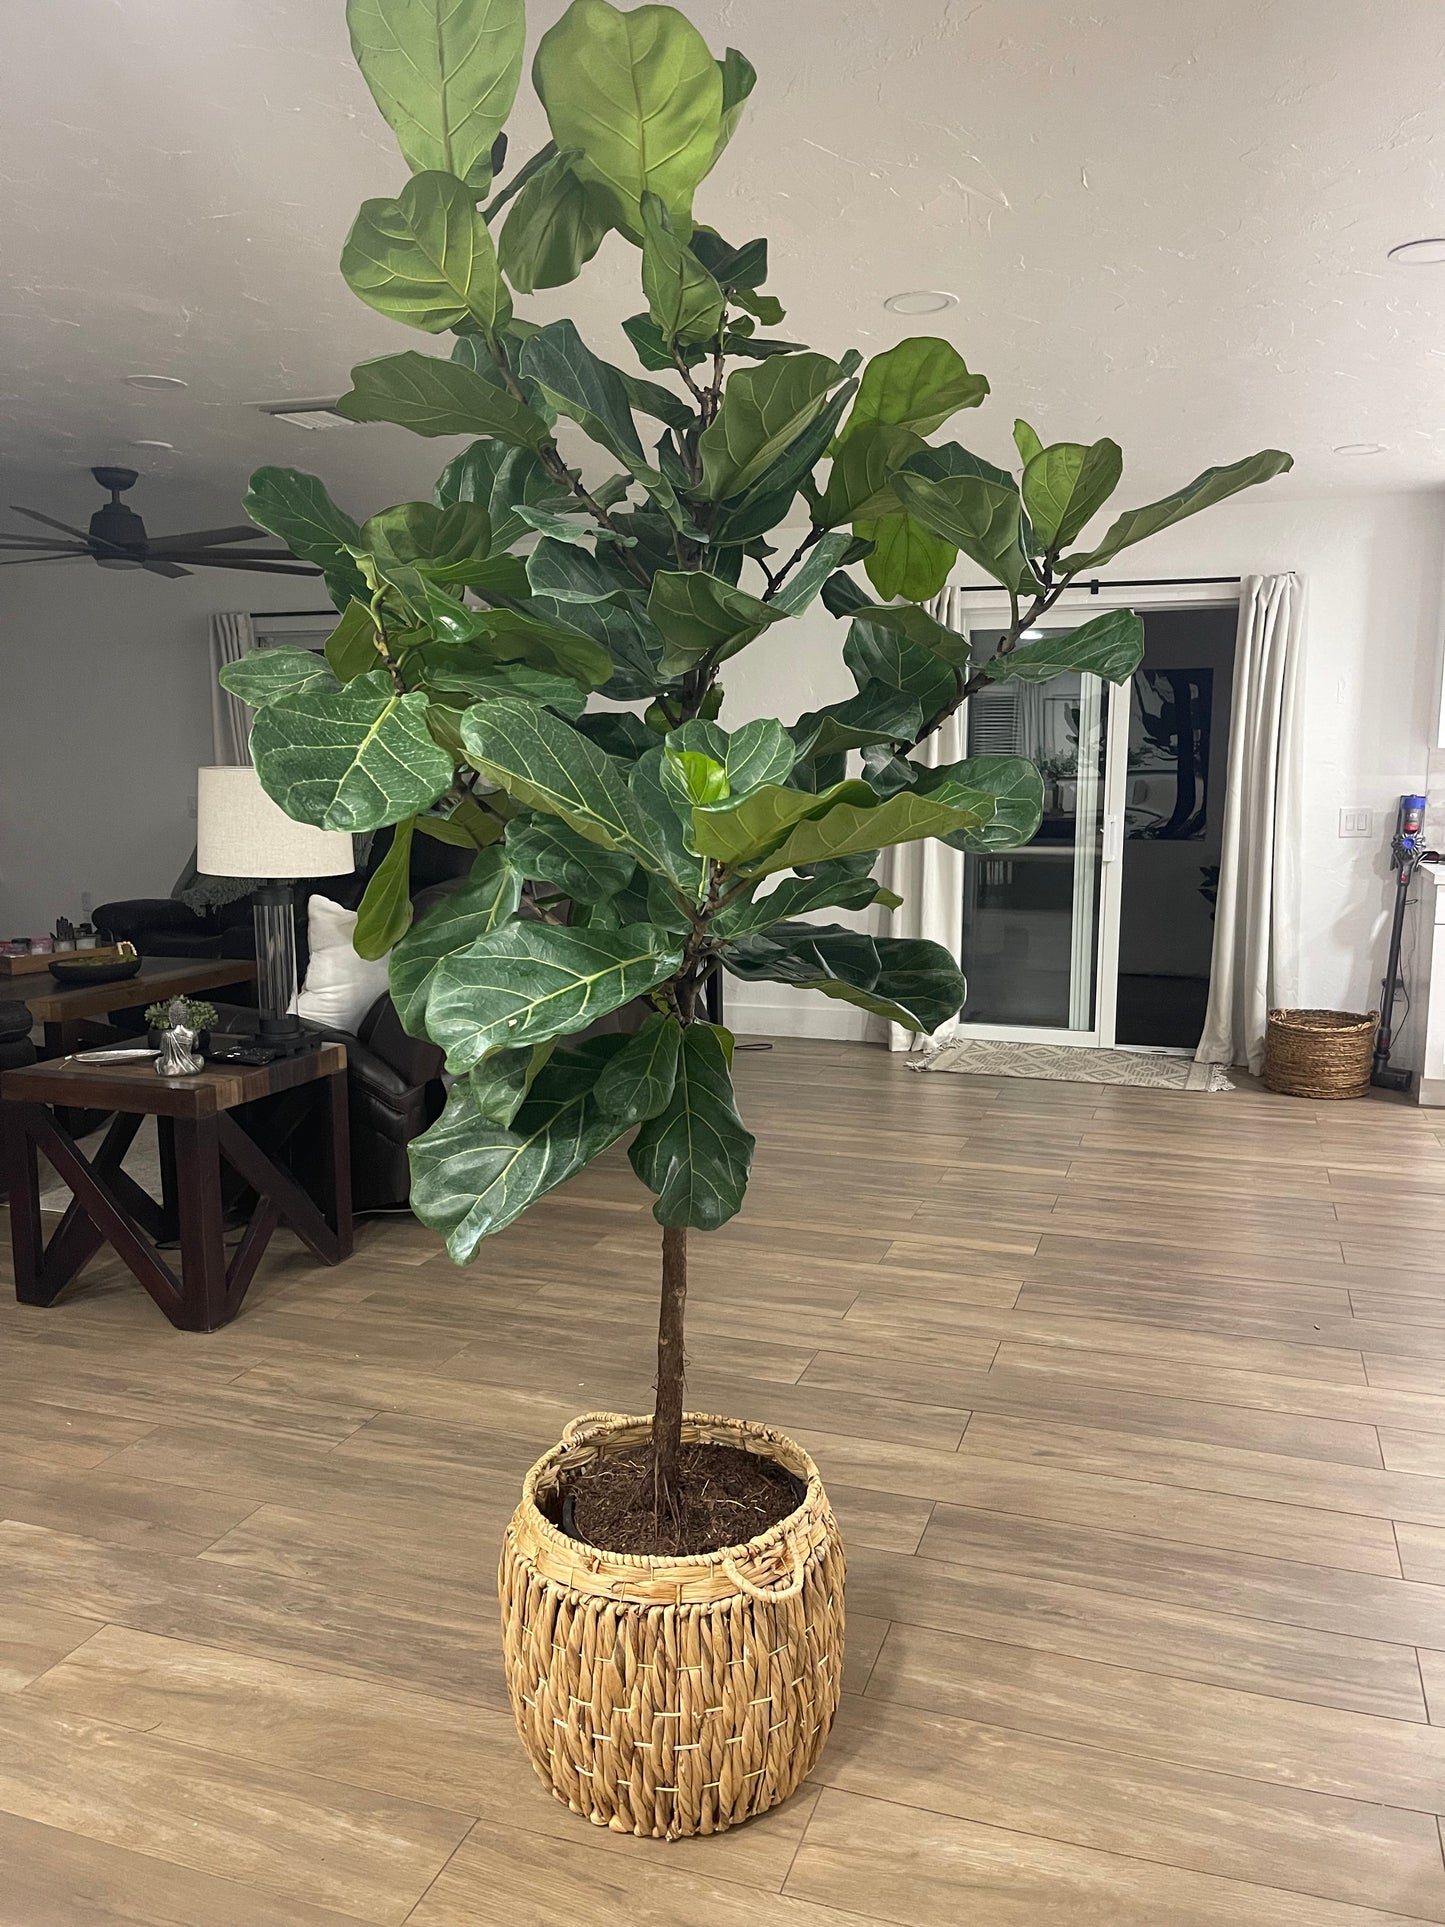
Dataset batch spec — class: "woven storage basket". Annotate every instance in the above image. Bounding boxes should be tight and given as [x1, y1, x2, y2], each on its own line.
[1263, 1007, 1378, 1099]
[498, 1410, 844, 1839]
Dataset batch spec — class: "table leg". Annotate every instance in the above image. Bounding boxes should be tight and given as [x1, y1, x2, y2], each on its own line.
[322, 1067, 353, 1259]
[171, 1115, 229, 1332]
[4, 1103, 45, 1301]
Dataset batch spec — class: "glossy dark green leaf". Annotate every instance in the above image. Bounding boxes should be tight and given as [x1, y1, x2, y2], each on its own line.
[844, 614, 958, 710]
[721, 922, 967, 1033]
[342, 171, 510, 338]
[362, 500, 492, 578]
[697, 781, 995, 877]
[903, 441, 1016, 489]
[426, 919, 683, 1070]
[1021, 439, 1123, 551]
[532, 0, 724, 235]
[218, 647, 338, 709]
[414, 797, 504, 849]
[646, 570, 786, 675]
[837, 336, 989, 448]
[504, 813, 637, 902]
[711, 380, 856, 544]
[410, 1040, 631, 1260]
[251, 670, 455, 833]
[325, 600, 382, 684]
[891, 468, 1035, 594]
[790, 685, 925, 763]
[768, 532, 857, 617]
[713, 860, 896, 939]
[352, 816, 416, 960]
[346, 0, 524, 191]
[518, 320, 647, 468]
[626, 747, 709, 900]
[244, 466, 368, 610]
[498, 148, 612, 293]
[847, 601, 972, 671]
[336, 351, 551, 448]
[820, 422, 925, 527]
[1062, 450, 1293, 571]
[622, 311, 705, 373]
[641, 194, 724, 347]
[593, 1010, 682, 1123]
[460, 695, 665, 869]
[698, 352, 845, 501]
[529, 591, 665, 702]
[984, 608, 1145, 686]
[420, 656, 587, 717]
[820, 569, 872, 619]
[434, 442, 574, 552]
[628, 1021, 754, 1229]
[389, 847, 521, 1036]
[914, 754, 1044, 852]
[468, 1039, 555, 1127]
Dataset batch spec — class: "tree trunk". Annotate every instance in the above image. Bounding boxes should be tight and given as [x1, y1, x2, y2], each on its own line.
[652, 1222, 688, 1517]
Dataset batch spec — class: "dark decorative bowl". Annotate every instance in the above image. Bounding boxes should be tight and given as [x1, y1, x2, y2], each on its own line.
[48, 956, 143, 987]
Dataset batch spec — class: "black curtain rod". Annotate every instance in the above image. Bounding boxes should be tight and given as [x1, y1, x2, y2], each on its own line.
[953, 574, 1241, 596]
[247, 608, 335, 619]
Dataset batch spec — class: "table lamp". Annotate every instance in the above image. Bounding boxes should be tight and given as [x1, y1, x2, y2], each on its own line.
[196, 766, 353, 1048]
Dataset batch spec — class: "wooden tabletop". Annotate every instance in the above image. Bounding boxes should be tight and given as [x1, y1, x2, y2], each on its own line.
[0, 1040, 346, 1117]
[20, 957, 258, 1023]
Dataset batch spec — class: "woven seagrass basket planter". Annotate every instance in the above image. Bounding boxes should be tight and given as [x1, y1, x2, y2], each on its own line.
[498, 1410, 845, 1840]
[1263, 1007, 1378, 1100]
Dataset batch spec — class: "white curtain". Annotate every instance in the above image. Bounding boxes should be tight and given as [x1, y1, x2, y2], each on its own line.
[208, 612, 255, 765]
[878, 585, 968, 1052]
[1195, 573, 1304, 1073]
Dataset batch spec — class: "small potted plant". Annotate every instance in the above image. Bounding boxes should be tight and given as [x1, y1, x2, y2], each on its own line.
[145, 997, 218, 1052]
[222, 0, 1291, 1838]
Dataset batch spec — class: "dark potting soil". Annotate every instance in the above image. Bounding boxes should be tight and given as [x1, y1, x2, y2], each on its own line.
[560, 1441, 802, 1558]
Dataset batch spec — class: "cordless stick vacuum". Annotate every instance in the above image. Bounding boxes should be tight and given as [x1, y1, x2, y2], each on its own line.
[1371, 794, 1428, 1092]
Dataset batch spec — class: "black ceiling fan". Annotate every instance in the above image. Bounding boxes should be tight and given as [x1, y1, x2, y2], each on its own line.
[0, 467, 318, 580]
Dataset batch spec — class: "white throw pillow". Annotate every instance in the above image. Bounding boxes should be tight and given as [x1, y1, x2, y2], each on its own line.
[292, 894, 390, 1032]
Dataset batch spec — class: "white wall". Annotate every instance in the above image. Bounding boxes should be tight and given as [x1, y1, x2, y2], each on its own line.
[0, 565, 331, 934]
[719, 490, 1445, 1043]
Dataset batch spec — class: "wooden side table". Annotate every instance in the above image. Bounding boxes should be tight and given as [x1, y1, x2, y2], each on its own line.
[20, 958, 258, 1056]
[1, 1044, 351, 1332]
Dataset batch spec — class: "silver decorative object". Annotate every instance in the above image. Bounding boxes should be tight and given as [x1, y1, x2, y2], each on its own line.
[155, 997, 204, 1078]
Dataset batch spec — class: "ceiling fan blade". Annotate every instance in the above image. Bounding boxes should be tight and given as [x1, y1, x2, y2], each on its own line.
[142, 559, 192, 579]
[0, 552, 86, 567]
[185, 557, 321, 575]
[155, 546, 302, 564]
[10, 504, 94, 542]
[0, 536, 86, 551]
[146, 524, 270, 554]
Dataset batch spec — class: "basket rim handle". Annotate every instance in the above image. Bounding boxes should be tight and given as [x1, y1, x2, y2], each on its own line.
[722, 1543, 806, 1601]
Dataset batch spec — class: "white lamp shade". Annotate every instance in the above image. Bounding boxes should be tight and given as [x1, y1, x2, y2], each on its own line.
[196, 766, 354, 879]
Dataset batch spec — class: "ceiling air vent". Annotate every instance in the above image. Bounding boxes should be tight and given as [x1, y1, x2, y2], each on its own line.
[257, 400, 351, 431]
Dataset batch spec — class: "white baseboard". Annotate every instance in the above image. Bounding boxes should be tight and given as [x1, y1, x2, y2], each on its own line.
[722, 986, 877, 1042]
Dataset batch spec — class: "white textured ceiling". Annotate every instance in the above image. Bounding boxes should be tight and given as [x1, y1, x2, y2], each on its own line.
[3, 0, 1444, 535]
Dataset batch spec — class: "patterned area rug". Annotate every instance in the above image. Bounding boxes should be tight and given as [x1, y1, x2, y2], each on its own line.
[913, 1039, 1234, 1091]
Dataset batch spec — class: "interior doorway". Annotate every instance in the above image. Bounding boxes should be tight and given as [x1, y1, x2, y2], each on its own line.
[956, 593, 1238, 1051]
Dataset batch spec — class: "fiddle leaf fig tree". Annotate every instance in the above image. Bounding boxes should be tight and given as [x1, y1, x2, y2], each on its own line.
[223, 0, 1292, 1512]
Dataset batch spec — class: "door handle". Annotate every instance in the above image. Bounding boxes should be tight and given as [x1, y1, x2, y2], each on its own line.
[1102, 815, 1124, 863]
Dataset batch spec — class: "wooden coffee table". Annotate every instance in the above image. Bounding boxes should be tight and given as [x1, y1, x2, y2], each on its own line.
[1, 1043, 351, 1332]
[20, 957, 258, 1055]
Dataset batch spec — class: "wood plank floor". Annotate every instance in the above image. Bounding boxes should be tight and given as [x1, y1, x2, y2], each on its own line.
[5, 1039, 1445, 1922]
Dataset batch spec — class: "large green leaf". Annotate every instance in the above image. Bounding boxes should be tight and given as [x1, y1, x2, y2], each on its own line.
[628, 1021, 754, 1229]
[337, 352, 551, 447]
[362, 499, 492, 576]
[712, 380, 857, 544]
[698, 352, 845, 501]
[421, 590, 613, 688]
[790, 685, 925, 763]
[389, 847, 521, 1036]
[838, 337, 988, 446]
[426, 919, 683, 1070]
[641, 194, 724, 347]
[517, 320, 647, 469]
[720, 718, 795, 795]
[250, 670, 455, 833]
[891, 469, 1034, 594]
[421, 657, 587, 717]
[914, 754, 1044, 852]
[468, 1041, 555, 1129]
[844, 615, 957, 710]
[530, 591, 665, 701]
[410, 1039, 630, 1261]
[1021, 439, 1123, 552]
[820, 422, 925, 527]
[352, 816, 416, 960]
[435, 441, 573, 551]
[699, 783, 996, 878]
[713, 859, 895, 939]
[326, 600, 383, 683]
[770, 532, 860, 617]
[218, 647, 338, 709]
[244, 467, 368, 609]
[689, 777, 875, 867]
[346, 0, 525, 191]
[525, 536, 636, 604]
[460, 696, 664, 869]
[984, 608, 1144, 686]
[532, 0, 723, 235]
[646, 570, 786, 675]
[627, 748, 709, 900]
[847, 602, 973, 671]
[504, 813, 637, 902]
[593, 1011, 682, 1124]
[498, 149, 612, 293]
[341, 171, 509, 338]
[857, 509, 956, 602]
[1062, 450, 1294, 571]
[721, 922, 966, 1033]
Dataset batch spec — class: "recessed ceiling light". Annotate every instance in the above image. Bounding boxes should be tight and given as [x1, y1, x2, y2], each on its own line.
[1388, 238, 1445, 266]
[883, 289, 958, 316]
[130, 438, 174, 450]
[259, 400, 350, 431]
[1333, 441, 1387, 455]
[124, 374, 187, 391]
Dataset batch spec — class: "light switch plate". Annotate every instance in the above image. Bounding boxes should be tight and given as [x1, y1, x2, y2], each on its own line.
[1339, 807, 1373, 837]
